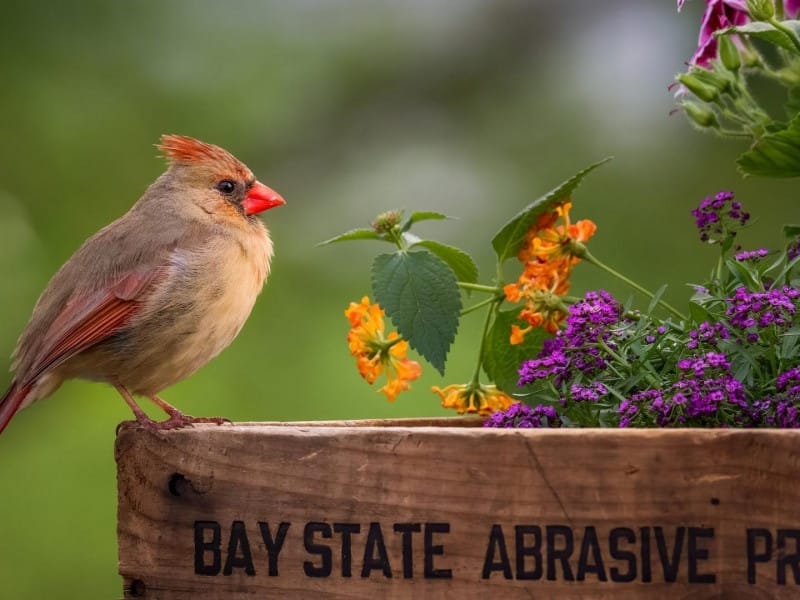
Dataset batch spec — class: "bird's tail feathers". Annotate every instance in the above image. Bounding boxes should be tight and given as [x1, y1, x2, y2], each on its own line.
[0, 381, 30, 435]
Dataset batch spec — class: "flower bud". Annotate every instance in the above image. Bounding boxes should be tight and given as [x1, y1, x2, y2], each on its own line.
[746, 0, 775, 20]
[372, 210, 403, 234]
[682, 102, 719, 128]
[691, 67, 733, 94]
[776, 65, 800, 85]
[718, 35, 741, 71]
[676, 73, 720, 102]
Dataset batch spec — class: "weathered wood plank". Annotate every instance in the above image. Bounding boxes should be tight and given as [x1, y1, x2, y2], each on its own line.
[116, 423, 800, 598]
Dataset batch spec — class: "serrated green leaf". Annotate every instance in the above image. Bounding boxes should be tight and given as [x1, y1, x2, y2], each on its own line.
[411, 240, 479, 284]
[719, 21, 800, 53]
[491, 157, 612, 263]
[371, 251, 461, 374]
[483, 306, 547, 394]
[401, 211, 451, 232]
[737, 114, 800, 178]
[318, 228, 381, 246]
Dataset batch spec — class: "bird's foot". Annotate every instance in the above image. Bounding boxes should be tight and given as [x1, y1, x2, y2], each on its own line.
[116, 412, 231, 433]
[177, 414, 232, 426]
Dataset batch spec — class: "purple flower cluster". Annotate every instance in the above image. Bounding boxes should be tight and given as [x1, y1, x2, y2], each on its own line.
[749, 398, 800, 428]
[789, 238, 800, 262]
[777, 366, 800, 398]
[484, 403, 559, 428]
[645, 325, 667, 345]
[518, 290, 623, 388]
[568, 382, 608, 403]
[690, 191, 749, 243]
[746, 367, 800, 428]
[618, 351, 746, 427]
[734, 248, 769, 262]
[726, 285, 799, 341]
[687, 321, 729, 349]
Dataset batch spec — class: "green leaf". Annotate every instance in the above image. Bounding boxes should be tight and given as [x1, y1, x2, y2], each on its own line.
[725, 258, 760, 290]
[401, 211, 451, 232]
[688, 300, 712, 325]
[371, 251, 461, 374]
[719, 21, 800, 53]
[737, 114, 800, 178]
[318, 228, 381, 246]
[483, 306, 547, 395]
[784, 224, 800, 239]
[646, 284, 668, 316]
[491, 157, 612, 263]
[410, 240, 479, 284]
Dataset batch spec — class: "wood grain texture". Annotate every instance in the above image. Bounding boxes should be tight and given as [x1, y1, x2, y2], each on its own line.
[116, 422, 800, 599]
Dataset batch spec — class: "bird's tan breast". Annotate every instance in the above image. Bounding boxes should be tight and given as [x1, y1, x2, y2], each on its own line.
[198, 228, 272, 349]
[82, 223, 274, 394]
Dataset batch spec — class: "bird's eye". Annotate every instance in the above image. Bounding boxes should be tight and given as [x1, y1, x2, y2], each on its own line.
[216, 180, 236, 194]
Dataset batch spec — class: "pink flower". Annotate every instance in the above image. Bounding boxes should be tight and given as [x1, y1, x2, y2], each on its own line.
[786, 0, 800, 18]
[679, 0, 750, 67]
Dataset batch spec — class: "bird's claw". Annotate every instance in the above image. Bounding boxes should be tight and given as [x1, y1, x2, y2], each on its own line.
[116, 413, 231, 434]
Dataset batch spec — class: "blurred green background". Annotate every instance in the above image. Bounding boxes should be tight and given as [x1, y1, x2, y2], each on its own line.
[0, 1, 796, 597]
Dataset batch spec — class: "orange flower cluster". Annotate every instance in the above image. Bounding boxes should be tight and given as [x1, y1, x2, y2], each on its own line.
[431, 383, 515, 416]
[345, 296, 422, 401]
[503, 201, 596, 343]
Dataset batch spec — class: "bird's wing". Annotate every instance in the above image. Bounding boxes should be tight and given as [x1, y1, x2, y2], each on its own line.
[18, 266, 167, 387]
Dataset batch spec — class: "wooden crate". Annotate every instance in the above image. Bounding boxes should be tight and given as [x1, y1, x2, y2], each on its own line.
[116, 419, 800, 598]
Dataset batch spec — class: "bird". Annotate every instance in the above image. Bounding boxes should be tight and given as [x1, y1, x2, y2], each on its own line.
[0, 134, 285, 434]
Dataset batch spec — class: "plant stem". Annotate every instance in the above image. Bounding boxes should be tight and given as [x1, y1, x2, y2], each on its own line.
[461, 294, 504, 316]
[457, 282, 503, 294]
[581, 250, 687, 322]
[769, 17, 800, 54]
[471, 299, 501, 386]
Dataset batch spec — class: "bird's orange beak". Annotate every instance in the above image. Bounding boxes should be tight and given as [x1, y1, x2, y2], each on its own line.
[242, 181, 286, 215]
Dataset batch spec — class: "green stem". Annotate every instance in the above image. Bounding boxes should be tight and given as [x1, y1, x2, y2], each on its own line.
[769, 17, 800, 54]
[457, 282, 503, 294]
[581, 250, 687, 322]
[718, 129, 754, 139]
[471, 299, 501, 386]
[461, 295, 503, 317]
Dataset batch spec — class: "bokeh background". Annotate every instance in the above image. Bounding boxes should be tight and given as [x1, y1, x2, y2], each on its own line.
[0, 1, 796, 597]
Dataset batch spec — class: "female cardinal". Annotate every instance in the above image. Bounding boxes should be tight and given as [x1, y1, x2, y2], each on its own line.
[0, 135, 285, 434]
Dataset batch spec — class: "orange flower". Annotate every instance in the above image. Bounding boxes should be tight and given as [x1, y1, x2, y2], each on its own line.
[345, 297, 422, 401]
[524, 201, 596, 263]
[504, 201, 596, 344]
[431, 383, 516, 416]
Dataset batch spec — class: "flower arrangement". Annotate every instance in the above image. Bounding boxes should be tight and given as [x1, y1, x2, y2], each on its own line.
[323, 0, 800, 428]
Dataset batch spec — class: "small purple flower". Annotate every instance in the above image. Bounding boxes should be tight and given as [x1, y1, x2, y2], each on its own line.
[687, 321, 730, 349]
[621, 351, 746, 427]
[678, 1, 749, 68]
[570, 382, 608, 403]
[788, 237, 800, 261]
[691, 191, 750, 243]
[726, 285, 799, 333]
[750, 397, 800, 428]
[777, 367, 800, 399]
[735, 248, 769, 262]
[644, 325, 668, 345]
[518, 339, 570, 387]
[786, 0, 800, 19]
[618, 389, 662, 427]
[518, 290, 625, 388]
[484, 403, 560, 428]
